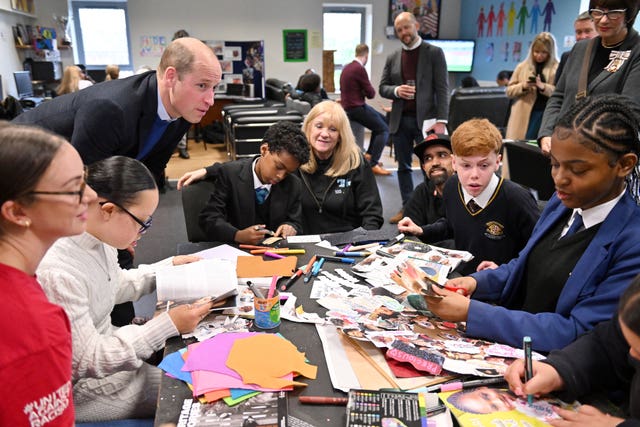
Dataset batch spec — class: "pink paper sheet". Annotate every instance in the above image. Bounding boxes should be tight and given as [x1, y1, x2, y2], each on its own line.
[191, 369, 292, 396]
[182, 332, 258, 377]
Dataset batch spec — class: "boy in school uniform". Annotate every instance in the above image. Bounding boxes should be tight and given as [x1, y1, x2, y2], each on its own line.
[398, 118, 540, 275]
[198, 121, 310, 245]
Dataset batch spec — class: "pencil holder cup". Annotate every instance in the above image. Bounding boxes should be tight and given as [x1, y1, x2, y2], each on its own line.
[253, 287, 280, 329]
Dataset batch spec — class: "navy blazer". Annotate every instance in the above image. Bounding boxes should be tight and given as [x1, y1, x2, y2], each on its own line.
[379, 41, 449, 133]
[198, 157, 303, 243]
[13, 71, 189, 181]
[468, 191, 640, 352]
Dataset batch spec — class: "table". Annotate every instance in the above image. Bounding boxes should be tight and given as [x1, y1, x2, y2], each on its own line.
[154, 242, 358, 426]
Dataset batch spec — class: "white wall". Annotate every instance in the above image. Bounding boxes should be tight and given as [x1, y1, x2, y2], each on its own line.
[2, 0, 462, 104]
[127, 0, 461, 108]
[0, 0, 73, 99]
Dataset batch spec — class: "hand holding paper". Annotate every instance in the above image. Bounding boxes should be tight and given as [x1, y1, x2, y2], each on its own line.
[168, 297, 214, 333]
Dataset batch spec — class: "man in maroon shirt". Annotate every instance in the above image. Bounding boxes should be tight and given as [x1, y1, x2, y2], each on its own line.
[340, 44, 391, 176]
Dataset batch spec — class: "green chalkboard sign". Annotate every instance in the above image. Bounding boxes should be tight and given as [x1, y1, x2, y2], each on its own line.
[283, 29, 307, 62]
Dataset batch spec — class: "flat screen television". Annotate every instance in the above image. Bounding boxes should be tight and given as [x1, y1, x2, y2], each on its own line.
[427, 39, 476, 73]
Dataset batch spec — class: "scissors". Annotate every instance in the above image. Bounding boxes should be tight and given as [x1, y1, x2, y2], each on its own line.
[421, 274, 468, 297]
[442, 283, 468, 296]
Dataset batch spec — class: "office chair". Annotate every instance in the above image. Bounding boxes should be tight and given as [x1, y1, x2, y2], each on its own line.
[181, 179, 216, 242]
[501, 140, 555, 202]
[448, 86, 510, 136]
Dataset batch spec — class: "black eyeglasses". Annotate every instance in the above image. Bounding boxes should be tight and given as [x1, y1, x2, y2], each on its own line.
[99, 201, 153, 234]
[589, 8, 627, 20]
[28, 169, 88, 205]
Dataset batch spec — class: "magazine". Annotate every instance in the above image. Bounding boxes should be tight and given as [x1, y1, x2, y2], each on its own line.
[156, 259, 238, 302]
[177, 391, 288, 427]
[439, 388, 579, 427]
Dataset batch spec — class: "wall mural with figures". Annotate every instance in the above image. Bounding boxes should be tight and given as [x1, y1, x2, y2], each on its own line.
[458, 0, 581, 81]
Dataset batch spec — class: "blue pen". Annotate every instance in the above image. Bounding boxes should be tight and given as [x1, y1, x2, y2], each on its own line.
[334, 251, 370, 257]
[320, 255, 356, 264]
[523, 336, 533, 405]
[311, 257, 325, 277]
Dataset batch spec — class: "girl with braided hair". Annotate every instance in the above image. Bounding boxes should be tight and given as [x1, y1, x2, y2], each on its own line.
[425, 94, 640, 352]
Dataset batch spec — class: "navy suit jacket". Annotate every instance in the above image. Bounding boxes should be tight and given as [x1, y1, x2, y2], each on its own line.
[468, 192, 640, 352]
[379, 41, 449, 133]
[13, 71, 189, 182]
[198, 157, 303, 243]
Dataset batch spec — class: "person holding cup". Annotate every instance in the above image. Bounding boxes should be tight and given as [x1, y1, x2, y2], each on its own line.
[405, 79, 416, 99]
[380, 11, 450, 222]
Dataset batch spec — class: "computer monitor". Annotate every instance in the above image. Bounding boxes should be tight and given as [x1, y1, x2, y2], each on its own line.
[13, 71, 34, 99]
[87, 69, 106, 83]
[427, 39, 476, 73]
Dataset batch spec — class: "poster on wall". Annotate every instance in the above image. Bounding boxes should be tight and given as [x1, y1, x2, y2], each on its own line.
[205, 40, 264, 99]
[459, 0, 577, 82]
[139, 36, 167, 57]
[388, 0, 441, 39]
[283, 30, 308, 62]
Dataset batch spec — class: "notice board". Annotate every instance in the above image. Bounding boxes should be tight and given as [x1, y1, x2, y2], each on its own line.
[283, 29, 307, 62]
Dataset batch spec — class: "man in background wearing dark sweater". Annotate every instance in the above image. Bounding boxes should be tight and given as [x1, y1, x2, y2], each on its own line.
[340, 44, 391, 176]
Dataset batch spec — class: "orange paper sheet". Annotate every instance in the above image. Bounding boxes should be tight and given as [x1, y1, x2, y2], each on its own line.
[226, 334, 317, 389]
[236, 255, 297, 278]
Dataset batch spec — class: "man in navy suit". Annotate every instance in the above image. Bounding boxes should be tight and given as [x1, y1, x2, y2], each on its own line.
[14, 37, 221, 326]
[14, 37, 222, 188]
[380, 11, 449, 222]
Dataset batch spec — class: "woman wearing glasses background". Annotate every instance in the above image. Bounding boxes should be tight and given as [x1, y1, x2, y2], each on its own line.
[36, 156, 213, 422]
[538, 0, 640, 155]
[0, 123, 96, 426]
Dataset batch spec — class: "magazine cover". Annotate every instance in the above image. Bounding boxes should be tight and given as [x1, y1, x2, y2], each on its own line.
[177, 391, 288, 427]
[439, 388, 579, 427]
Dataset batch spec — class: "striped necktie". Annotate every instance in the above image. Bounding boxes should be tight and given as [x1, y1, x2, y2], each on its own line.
[255, 187, 269, 204]
[467, 199, 481, 214]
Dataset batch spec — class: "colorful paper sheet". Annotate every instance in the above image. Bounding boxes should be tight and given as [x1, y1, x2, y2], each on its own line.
[226, 334, 317, 389]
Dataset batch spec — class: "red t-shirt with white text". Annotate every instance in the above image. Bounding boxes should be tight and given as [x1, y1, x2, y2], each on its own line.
[0, 263, 74, 426]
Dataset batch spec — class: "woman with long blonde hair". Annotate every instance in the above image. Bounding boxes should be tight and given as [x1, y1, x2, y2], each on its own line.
[297, 101, 383, 233]
[505, 32, 558, 140]
[56, 65, 83, 96]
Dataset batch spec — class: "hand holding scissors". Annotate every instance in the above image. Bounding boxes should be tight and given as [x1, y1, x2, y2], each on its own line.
[442, 276, 476, 296]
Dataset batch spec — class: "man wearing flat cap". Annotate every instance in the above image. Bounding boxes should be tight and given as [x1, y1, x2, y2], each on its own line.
[399, 133, 454, 228]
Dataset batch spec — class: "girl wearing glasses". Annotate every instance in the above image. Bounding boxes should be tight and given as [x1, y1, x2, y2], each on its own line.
[37, 156, 213, 422]
[0, 123, 96, 426]
[538, 0, 640, 154]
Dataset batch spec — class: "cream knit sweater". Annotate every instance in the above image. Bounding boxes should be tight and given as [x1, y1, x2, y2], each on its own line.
[37, 232, 178, 422]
